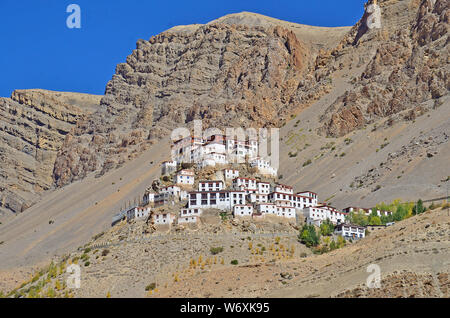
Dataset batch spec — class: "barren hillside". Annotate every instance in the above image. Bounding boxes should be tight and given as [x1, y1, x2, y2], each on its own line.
[151, 208, 449, 298]
[0, 0, 448, 296]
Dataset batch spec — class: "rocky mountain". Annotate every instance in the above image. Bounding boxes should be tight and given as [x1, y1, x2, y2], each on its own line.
[0, 0, 448, 295]
[0, 1, 448, 216]
[319, 0, 449, 137]
[0, 90, 101, 215]
[52, 14, 351, 189]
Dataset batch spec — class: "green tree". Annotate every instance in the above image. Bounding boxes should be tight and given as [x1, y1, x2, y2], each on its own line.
[346, 211, 369, 226]
[319, 219, 334, 236]
[368, 215, 381, 225]
[299, 225, 320, 247]
[337, 235, 346, 248]
[329, 240, 337, 250]
[412, 199, 425, 215]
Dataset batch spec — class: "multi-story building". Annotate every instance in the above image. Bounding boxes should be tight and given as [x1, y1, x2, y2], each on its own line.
[142, 191, 156, 205]
[152, 212, 176, 225]
[276, 206, 296, 219]
[171, 134, 259, 166]
[233, 205, 254, 217]
[335, 223, 366, 240]
[233, 177, 257, 191]
[247, 193, 269, 204]
[256, 203, 277, 215]
[303, 205, 347, 226]
[342, 207, 393, 217]
[126, 206, 151, 222]
[160, 185, 182, 198]
[250, 158, 277, 177]
[198, 180, 224, 192]
[161, 160, 177, 176]
[273, 184, 294, 195]
[188, 190, 246, 210]
[257, 182, 271, 194]
[178, 215, 199, 224]
[174, 169, 195, 186]
[223, 168, 239, 181]
[180, 208, 203, 217]
[297, 191, 318, 206]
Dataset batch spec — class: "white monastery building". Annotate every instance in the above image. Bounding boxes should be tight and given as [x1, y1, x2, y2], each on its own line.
[198, 180, 224, 192]
[233, 205, 254, 217]
[223, 168, 239, 181]
[126, 206, 151, 222]
[153, 212, 176, 225]
[174, 169, 195, 186]
[304, 205, 347, 226]
[335, 223, 366, 240]
[161, 160, 177, 175]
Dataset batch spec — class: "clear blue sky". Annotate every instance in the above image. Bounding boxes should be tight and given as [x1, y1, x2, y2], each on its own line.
[0, 0, 367, 97]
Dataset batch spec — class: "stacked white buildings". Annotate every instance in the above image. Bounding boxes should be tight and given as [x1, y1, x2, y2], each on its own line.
[170, 134, 276, 175]
[111, 134, 388, 242]
[342, 206, 393, 217]
[184, 176, 323, 221]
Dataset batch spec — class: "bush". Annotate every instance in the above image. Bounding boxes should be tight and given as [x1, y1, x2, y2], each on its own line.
[210, 247, 224, 255]
[84, 261, 90, 267]
[230, 260, 238, 265]
[101, 249, 110, 257]
[319, 219, 334, 236]
[302, 159, 312, 167]
[145, 283, 156, 291]
[299, 225, 320, 247]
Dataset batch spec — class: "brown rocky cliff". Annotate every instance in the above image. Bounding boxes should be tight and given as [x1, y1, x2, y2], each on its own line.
[0, 90, 100, 214]
[53, 20, 334, 187]
[320, 0, 449, 137]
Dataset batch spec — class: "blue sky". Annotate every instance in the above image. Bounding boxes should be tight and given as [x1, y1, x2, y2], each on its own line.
[0, 0, 367, 97]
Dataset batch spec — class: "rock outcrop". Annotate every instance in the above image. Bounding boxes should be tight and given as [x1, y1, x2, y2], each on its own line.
[320, 0, 449, 137]
[52, 16, 349, 188]
[1, 3, 448, 214]
[0, 90, 101, 214]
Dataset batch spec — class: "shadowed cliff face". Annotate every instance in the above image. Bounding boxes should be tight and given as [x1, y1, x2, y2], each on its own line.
[320, 0, 449, 137]
[0, 90, 100, 214]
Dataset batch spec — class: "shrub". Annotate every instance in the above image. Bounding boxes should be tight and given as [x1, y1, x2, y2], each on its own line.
[412, 199, 425, 215]
[84, 261, 90, 267]
[299, 225, 320, 247]
[145, 283, 156, 291]
[230, 260, 238, 265]
[303, 159, 312, 167]
[319, 219, 334, 236]
[210, 247, 224, 255]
